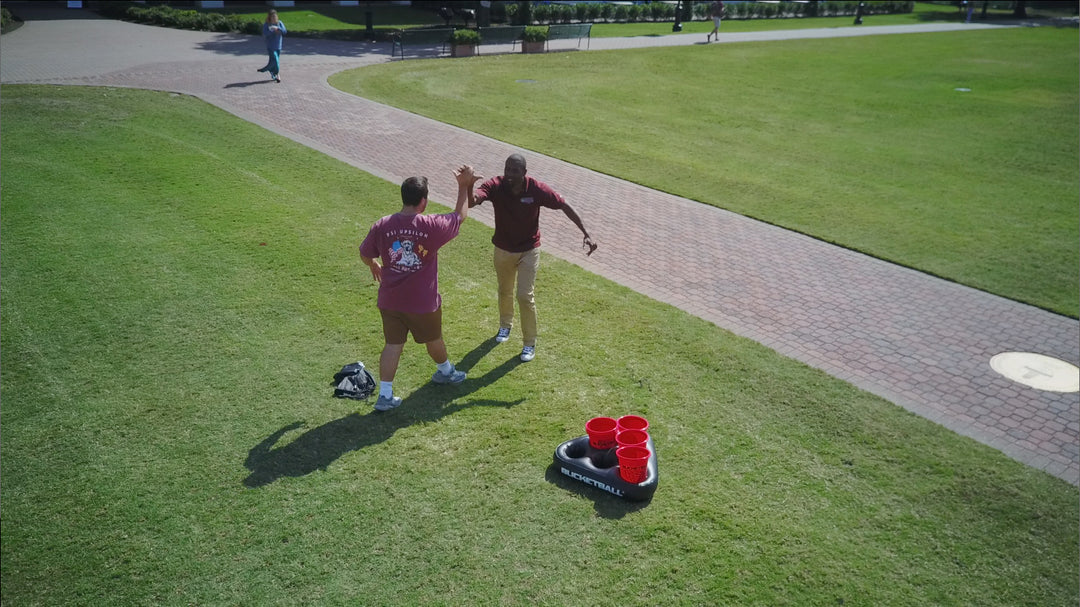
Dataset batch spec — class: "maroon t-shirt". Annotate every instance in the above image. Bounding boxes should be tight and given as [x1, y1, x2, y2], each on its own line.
[359, 211, 462, 314]
[474, 175, 566, 252]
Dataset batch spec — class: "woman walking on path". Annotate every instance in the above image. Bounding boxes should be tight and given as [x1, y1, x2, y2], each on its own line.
[706, 0, 724, 42]
[257, 10, 287, 82]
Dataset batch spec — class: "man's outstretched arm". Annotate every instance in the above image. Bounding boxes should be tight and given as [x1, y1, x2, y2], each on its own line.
[560, 202, 597, 255]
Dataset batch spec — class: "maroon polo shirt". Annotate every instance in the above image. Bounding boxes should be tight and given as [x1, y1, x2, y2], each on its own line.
[474, 175, 566, 253]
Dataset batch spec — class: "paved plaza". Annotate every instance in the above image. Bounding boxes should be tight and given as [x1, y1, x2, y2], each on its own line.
[2, 4, 1077, 484]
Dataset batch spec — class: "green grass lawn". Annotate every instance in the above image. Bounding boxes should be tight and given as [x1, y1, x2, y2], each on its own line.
[202, 2, 441, 28]
[330, 27, 1079, 318]
[199, 1, 443, 39]
[191, 1, 1076, 39]
[591, 1, 1076, 37]
[2, 84, 1077, 606]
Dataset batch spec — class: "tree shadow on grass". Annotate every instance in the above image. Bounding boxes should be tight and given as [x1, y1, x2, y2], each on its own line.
[6, 4, 107, 21]
[910, 8, 1041, 23]
[544, 464, 653, 520]
[194, 32, 393, 59]
[243, 337, 523, 487]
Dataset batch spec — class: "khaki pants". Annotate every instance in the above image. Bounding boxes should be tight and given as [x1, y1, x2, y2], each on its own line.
[494, 246, 540, 347]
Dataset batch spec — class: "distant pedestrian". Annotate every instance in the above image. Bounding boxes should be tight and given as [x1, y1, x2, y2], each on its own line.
[469, 154, 595, 363]
[359, 166, 481, 411]
[706, 0, 724, 43]
[257, 9, 287, 83]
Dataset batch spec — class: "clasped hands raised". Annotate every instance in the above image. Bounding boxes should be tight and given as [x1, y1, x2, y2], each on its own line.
[454, 164, 482, 188]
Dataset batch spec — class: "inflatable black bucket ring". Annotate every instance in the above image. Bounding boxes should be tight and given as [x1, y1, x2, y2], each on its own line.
[553, 435, 658, 502]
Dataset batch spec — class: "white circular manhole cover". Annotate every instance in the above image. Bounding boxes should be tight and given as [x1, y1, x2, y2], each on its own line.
[989, 352, 1080, 393]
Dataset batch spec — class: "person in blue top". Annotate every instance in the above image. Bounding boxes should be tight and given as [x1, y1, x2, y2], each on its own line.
[256, 10, 286, 83]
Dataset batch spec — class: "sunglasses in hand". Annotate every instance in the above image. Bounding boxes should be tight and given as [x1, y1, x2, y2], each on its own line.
[583, 236, 598, 257]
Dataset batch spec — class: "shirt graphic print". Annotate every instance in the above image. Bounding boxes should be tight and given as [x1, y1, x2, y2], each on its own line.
[360, 212, 462, 315]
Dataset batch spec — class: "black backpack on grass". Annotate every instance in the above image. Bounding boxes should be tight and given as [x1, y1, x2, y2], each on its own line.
[331, 361, 376, 400]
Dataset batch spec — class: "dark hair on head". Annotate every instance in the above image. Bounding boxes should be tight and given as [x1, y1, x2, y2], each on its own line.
[401, 176, 429, 207]
[506, 153, 527, 170]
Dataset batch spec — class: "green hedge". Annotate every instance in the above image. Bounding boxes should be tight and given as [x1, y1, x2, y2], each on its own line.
[82, 1, 915, 36]
[528, 1, 676, 24]
[696, 1, 915, 21]
[94, 2, 261, 35]
[522, 1, 913, 24]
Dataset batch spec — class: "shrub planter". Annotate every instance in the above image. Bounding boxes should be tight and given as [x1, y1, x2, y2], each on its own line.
[521, 26, 548, 54]
[522, 40, 545, 54]
[452, 43, 477, 57]
[450, 29, 480, 57]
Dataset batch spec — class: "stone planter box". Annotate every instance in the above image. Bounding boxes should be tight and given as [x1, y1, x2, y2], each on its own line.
[452, 44, 477, 58]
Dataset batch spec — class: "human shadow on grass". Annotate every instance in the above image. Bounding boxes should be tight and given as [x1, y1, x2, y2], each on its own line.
[243, 338, 523, 488]
[224, 79, 277, 88]
[544, 464, 653, 520]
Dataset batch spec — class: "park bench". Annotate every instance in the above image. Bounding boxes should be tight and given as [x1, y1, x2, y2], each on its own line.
[477, 25, 525, 54]
[546, 23, 592, 51]
[391, 27, 453, 59]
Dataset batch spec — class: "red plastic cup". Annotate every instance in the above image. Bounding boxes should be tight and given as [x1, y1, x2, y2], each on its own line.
[616, 429, 649, 450]
[585, 417, 618, 449]
[616, 445, 651, 483]
[617, 415, 649, 434]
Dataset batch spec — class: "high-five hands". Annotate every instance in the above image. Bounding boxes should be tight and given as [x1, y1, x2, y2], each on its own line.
[454, 164, 483, 187]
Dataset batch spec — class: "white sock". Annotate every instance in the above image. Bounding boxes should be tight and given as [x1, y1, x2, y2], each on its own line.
[436, 360, 454, 375]
[379, 381, 393, 398]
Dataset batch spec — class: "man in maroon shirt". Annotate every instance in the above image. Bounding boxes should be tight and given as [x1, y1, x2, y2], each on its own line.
[359, 165, 481, 411]
[470, 154, 595, 362]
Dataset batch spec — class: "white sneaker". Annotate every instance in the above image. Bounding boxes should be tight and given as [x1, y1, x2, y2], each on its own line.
[374, 395, 402, 411]
[520, 346, 535, 362]
[431, 368, 466, 385]
[495, 327, 511, 343]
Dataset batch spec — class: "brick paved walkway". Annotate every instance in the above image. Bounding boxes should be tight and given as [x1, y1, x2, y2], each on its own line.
[3, 7, 1077, 484]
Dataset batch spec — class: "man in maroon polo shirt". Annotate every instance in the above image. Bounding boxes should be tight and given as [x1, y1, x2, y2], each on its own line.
[470, 154, 595, 362]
